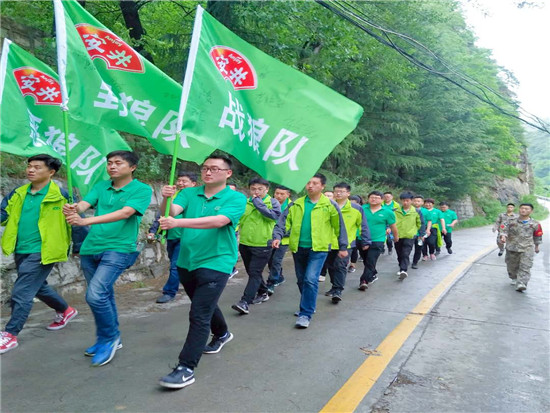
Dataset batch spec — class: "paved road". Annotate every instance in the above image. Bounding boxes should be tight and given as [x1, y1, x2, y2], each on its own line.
[1, 214, 548, 412]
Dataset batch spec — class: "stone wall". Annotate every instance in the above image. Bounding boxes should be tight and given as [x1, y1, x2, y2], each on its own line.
[0, 178, 170, 304]
[0, 17, 47, 55]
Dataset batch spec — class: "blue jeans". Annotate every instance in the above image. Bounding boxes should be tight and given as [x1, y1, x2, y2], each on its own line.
[162, 239, 181, 297]
[80, 251, 139, 343]
[292, 248, 328, 319]
[5, 253, 68, 336]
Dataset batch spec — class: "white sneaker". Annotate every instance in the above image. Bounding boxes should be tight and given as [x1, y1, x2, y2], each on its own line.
[318, 275, 326, 282]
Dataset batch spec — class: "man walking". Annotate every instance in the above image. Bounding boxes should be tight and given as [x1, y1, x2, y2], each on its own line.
[394, 192, 423, 280]
[325, 182, 370, 302]
[411, 195, 429, 269]
[359, 191, 399, 289]
[383, 192, 399, 255]
[266, 185, 292, 294]
[273, 173, 347, 329]
[1, 154, 81, 354]
[232, 177, 281, 314]
[439, 202, 458, 254]
[500, 203, 542, 292]
[494, 203, 517, 256]
[422, 198, 445, 260]
[64, 151, 152, 367]
[157, 155, 246, 389]
[148, 172, 198, 303]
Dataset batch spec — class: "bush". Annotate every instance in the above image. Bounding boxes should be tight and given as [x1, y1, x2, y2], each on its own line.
[456, 216, 492, 229]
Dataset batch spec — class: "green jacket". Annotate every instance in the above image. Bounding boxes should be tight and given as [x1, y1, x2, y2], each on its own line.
[331, 200, 371, 249]
[274, 194, 348, 253]
[1, 181, 72, 264]
[394, 206, 422, 239]
[238, 195, 281, 247]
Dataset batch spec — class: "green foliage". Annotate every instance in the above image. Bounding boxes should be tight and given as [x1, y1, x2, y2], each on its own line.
[455, 216, 492, 229]
[0, 0, 533, 203]
[524, 123, 550, 196]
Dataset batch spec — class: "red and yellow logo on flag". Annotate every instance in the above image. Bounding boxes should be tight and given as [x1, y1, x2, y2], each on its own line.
[13, 67, 62, 105]
[75, 24, 145, 73]
[210, 46, 257, 90]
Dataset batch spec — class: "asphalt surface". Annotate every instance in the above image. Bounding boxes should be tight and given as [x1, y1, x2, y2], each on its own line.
[1, 212, 548, 412]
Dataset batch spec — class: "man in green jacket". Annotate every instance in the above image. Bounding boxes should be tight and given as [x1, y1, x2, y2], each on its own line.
[232, 177, 281, 314]
[273, 173, 348, 329]
[394, 192, 423, 280]
[0, 154, 80, 354]
[325, 182, 371, 303]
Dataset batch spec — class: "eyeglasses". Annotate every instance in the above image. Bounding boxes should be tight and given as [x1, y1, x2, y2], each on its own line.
[200, 166, 230, 174]
[333, 190, 349, 195]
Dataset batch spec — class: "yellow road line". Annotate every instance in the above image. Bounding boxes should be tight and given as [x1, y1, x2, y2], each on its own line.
[320, 245, 495, 413]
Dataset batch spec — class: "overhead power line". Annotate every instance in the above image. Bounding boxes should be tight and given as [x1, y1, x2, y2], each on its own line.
[314, 0, 550, 135]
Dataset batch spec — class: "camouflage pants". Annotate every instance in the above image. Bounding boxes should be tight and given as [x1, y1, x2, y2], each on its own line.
[505, 250, 534, 284]
[496, 235, 505, 252]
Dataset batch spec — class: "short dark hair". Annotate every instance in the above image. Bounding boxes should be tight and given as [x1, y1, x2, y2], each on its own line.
[399, 191, 414, 200]
[413, 195, 424, 200]
[206, 155, 233, 170]
[439, 201, 449, 207]
[274, 185, 291, 193]
[106, 150, 139, 167]
[368, 190, 384, 198]
[27, 154, 62, 172]
[384, 191, 392, 195]
[519, 203, 534, 210]
[425, 198, 435, 204]
[227, 181, 237, 189]
[333, 182, 351, 191]
[249, 177, 270, 187]
[507, 203, 515, 207]
[312, 173, 327, 185]
[177, 171, 198, 182]
[349, 195, 363, 204]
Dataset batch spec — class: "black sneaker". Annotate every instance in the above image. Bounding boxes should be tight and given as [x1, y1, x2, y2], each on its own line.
[331, 292, 342, 304]
[388, 249, 393, 256]
[367, 275, 378, 285]
[266, 285, 275, 296]
[252, 293, 269, 304]
[358, 281, 368, 291]
[159, 365, 195, 389]
[156, 294, 175, 304]
[447, 248, 453, 254]
[203, 332, 234, 354]
[411, 263, 418, 269]
[498, 251, 504, 257]
[324, 289, 335, 297]
[273, 277, 286, 287]
[231, 300, 249, 314]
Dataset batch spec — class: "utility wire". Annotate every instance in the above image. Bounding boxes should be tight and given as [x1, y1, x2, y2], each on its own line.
[315, 0, 549, 135]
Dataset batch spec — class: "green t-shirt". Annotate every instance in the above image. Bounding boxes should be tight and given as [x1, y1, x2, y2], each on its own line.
[440, 209, 458, 232]
[80, 179, 152, 255]
[425, 208, 442, 228]
[167, 190, 184, 241]
[363, 204, 396, 242]
[382, 200, 399, 211]
[174, 185, 247, 273]
[15, 182, 50, 254]
[298, 197, 316, 248]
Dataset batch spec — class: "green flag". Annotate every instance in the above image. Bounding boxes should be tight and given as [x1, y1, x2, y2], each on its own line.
[177, 6, 364, 191]
[53, 0, 214, 163]
[0, 39, 130, 196]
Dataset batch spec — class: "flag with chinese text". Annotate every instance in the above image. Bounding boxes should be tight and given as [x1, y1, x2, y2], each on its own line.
[53, 0, 214, 163]
[0, 39, 130, 196]
[177, 6, 364, 191]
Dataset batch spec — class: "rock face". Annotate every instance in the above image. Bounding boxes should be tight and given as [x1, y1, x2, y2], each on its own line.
[493, 149, 534, 204]
[0, 178, 169, 305]
[452, 195, 476, 220]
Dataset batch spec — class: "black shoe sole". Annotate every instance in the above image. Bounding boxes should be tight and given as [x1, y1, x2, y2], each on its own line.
[331, 296, 342, 304]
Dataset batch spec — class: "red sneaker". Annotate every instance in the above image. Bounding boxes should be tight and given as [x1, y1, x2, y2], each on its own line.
[0, 332, 18, 354]
[46, 306, 78, 331]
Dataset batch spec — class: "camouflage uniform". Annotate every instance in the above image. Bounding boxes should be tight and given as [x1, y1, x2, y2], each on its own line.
[494, 212, 518, 252]
[501, 217, 543, 286]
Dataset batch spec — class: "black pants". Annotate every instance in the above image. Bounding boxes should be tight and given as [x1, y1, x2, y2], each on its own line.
[412, 237, 422, 265]
[239, 244, 271, 303]
[443, 232, 452, 249]
[422, 228, 438, 256]
[326, 249, 350, 292]
[395, 238, 415, 271]
[350, 246, 359, 264]
[385, 237, 394, 253]
[359, 241, 385, 283]
[178, 267, 229, 369]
